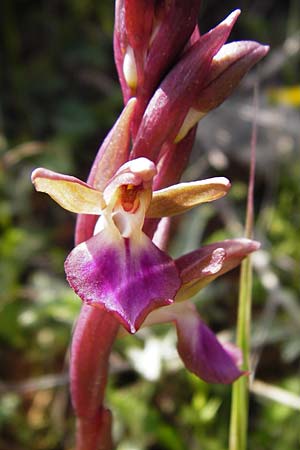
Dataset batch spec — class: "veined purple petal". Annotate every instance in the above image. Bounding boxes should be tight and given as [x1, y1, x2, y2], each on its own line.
[143, 302, 244, 384]
[65, 228, 180, 333]
[221, 341, 243, 368]
[175, 303, 245, 383]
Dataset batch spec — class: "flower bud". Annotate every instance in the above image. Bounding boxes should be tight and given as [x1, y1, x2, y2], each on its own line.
[175, 40, 270, 141]
[131, 10, 241, 161]
[114, 0, 202, 108]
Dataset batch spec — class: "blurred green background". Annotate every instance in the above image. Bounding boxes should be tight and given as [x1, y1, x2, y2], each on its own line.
[0, 1, 300, 449]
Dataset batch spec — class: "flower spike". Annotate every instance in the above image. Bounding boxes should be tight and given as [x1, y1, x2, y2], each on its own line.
[31, 4, 271, 448]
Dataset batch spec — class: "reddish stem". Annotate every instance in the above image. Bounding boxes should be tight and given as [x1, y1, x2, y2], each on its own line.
[76, 409, 113, 450]
[71, 304, 119, 450]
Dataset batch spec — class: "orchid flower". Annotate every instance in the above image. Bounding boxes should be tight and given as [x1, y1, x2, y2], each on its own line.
[32, 153, 261, 402]
[31, 153, 259, 449]
[32, 156, 233, 334]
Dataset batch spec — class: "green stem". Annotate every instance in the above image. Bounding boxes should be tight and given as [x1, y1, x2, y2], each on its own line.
[229, 257, 252, 450]
[229, 85, 258, 450]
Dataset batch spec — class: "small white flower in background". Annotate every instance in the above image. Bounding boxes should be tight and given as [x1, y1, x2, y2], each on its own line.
[127, 330, 180, 381]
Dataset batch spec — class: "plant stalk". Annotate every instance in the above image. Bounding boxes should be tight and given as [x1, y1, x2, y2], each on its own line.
[229, 84, 258, 450]
[70, 304, 119, 450]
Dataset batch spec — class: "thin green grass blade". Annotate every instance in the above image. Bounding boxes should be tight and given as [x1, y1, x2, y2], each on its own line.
[229, 85, 258, 450]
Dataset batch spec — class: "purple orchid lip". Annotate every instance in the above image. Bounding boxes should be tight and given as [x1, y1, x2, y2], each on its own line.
[175, 303, 245, 384]
[141, 301, 245, 384]
[65, 228, 181, 333]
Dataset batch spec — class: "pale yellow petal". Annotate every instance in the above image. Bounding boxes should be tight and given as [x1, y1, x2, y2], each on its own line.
[31, 168, 105, 214]
[147, 177, 230, 218]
